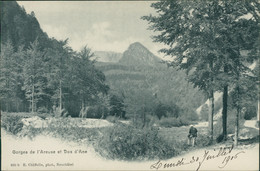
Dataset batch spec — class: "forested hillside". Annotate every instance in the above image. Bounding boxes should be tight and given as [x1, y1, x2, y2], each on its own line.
[96, 42, 206, 122]
[1, 1, 205, 121]
[0, 1, 108, 117]
[1, 1, 50, 51]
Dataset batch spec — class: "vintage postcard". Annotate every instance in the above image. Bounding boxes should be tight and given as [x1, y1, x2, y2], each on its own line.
[1, 1, 259, 171]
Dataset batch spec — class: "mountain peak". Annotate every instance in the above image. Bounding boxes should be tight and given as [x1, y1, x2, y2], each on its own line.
[129, 42, 144, 47]
[119, 42, 160, 66]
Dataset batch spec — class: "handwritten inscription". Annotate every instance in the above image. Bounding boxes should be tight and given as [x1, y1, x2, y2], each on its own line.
[150, 145, 245, 171]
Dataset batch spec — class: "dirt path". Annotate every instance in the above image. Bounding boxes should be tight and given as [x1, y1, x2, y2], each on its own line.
[1, 129, 259, 171]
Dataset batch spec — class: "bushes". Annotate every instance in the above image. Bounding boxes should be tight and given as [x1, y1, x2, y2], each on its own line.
[88, 106, 109, 119]
[243, 105, 257, 120]
[79, 106, 109, 119]
[180, 108, 199, 121]
[109, 95, 126, 118]
[96, 124, 177, 160]
[1, 113, 208, 161]
[37, 107, 49, 114]
[52, 106, 68, 117]
[106, 116, 119, 123]
[1, 115, 24, 135]
[154, 103, 180, 120]
[196, 134, 212, 147]
[158, 117, 190, 128]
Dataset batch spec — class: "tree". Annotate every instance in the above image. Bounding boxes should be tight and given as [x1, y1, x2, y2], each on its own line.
[45, 39, 72, 116]
[143, 0, 260, 143]
[0, 41, 17, 111]
[142, 0, 218, 143]
[1, 1, 111, 116]
[68, 46, 109, 116]
[22, 39, 47, 113]
[109, 94, 125, 118]
[212, 1, 260, 143]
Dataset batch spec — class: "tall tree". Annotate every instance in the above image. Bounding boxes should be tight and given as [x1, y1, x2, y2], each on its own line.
[74, 46, 96, 109]
[213, 1, 260, 141]
[142, 0, 218, 143]
[0, 41, 17, 111]
[45, 39, 72, 116]
[22, 39, 47, 113]
[1, 1, 111, 116]
[143, 0, 260, 142]
[70, 46, 109, 114]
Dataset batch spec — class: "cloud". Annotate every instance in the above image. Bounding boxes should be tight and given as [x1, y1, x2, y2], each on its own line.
[41, 22, 158, 55]
[18, 1, 160, 54]
[76, 21, 143, 53]
[41, 24, 69, 41]
[42, 21, 142, 53]
[91, 21, 112, 38]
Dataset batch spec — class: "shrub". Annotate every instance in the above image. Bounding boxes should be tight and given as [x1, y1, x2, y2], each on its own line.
[88, 106, 108, 119]
[158, 117, 190, 128]
[2, 114, 190, 161]
[79, 107, 88, 118]
[196, 134, 212, 147]
[180, 108, 199, 121]
[37, 107, 49, 114]
[144, 114, 158, 127]
[154, 103, 180, 120]
[109, 95, 126, 118]
[158, 117, 180, 127]
[131, 113, 157, 129]
[80, 106, 109, 119]
[1, 115, 24, 135]
[179, 117, 190, 125]
[95, 124, 177, 160]
[243, 105, 257, 120]
[37, 113, 50, 120]
[52, 106, 68, 117]
[106, 116, 119, 123]
[19, 127, 44, 139]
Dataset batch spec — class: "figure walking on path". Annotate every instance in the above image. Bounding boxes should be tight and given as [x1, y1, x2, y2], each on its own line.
[188, 125, 198, 147]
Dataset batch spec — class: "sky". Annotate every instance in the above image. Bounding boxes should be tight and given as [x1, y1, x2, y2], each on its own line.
[17, 1, 167, 58]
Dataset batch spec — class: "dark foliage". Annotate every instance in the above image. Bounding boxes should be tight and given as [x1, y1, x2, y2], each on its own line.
[96, 124, 177, 160]
[109, 95, 126, 118]
[158, 117, 190, 128]
[0, 2, 109, 116]
[155, 103, 179, 120]
[142, 0, 259, 141]
[1, 115, 24, 135]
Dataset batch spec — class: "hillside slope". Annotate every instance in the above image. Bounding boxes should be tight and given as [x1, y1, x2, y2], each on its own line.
[96, 42, 206, 118]
[1, 1, 51, 50]
[119, 42, 160, 66]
